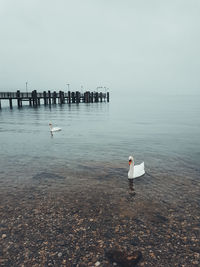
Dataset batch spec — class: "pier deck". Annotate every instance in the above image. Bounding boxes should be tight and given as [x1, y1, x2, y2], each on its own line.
[0, 90, 109, 109]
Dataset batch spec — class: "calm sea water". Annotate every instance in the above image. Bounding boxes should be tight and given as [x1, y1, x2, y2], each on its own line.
[1, 94, 199, 267]
[0, 94, 200, 188]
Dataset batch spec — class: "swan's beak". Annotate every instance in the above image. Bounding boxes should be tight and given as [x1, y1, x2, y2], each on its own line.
[129, 160, 132, 165]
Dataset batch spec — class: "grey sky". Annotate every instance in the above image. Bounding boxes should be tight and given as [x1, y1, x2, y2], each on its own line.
[0, 0, 199, 94]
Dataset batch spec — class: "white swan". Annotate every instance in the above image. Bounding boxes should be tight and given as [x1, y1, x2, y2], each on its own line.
[128, 156, 145, 179]
[49, 123, 61, 132]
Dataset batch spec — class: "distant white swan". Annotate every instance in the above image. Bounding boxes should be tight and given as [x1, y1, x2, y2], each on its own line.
[128, 155, 145, 179]
[49, 123, 61, 132]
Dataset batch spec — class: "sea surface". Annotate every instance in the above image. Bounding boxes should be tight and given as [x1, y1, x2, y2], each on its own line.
[0, 94, 199, 184]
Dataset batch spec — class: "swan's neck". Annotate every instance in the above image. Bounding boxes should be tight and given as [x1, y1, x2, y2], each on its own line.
[130, 162, 134, 170]
[129, 162, 134, 177]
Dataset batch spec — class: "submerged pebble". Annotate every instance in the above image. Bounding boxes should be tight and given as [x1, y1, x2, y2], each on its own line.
[2, 234, 7, 239]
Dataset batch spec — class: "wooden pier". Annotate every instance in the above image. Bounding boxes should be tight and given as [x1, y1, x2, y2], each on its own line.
[0, 90, 109, 109]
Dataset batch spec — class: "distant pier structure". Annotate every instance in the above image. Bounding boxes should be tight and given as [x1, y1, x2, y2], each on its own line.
[0, 90, 109, 109]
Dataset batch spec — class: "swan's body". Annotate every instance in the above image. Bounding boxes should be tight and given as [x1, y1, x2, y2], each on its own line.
[128, 156, 145, 179]
[49, 123, 61, 132]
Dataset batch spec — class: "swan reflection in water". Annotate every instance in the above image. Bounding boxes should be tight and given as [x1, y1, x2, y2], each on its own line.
[128, 179, 135, 196]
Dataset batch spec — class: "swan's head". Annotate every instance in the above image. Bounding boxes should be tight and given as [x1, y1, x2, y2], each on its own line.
[49, 123, 53, 130]
[129, 156, 134, 165]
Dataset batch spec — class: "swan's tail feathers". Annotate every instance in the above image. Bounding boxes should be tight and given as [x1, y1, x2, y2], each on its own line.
[142, 162, 145, 175]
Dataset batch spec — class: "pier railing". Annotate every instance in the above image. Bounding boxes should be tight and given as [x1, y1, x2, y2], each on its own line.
[0, 90, 109, 109]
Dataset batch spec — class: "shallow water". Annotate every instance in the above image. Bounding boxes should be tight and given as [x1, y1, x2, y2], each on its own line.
[0, 94, 200, 183]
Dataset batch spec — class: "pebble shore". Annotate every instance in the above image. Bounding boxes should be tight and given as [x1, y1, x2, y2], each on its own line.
[0, 167, 199, 266]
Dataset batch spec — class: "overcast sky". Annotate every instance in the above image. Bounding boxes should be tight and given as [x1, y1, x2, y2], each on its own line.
[0, 0, 199, 95]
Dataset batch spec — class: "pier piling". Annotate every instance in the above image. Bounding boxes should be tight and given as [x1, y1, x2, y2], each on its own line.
[107, 92, 109, 102]
[9, 98, 13, 109]
[53, 91, 57, 104]
[16, 90, 22, 108]
[59, 91, 62, 104]
[43, 91, 47, 105]
[94, 92, 99, 102]
[100, 92, 103, 102]
[72, 92, 75, 103]
[91, 92, 94, 103]
[48, 91, 51, 105]
[62, 91, 65, 104]
[76, 91, 80, 103]
[68, 91, 71, 104]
